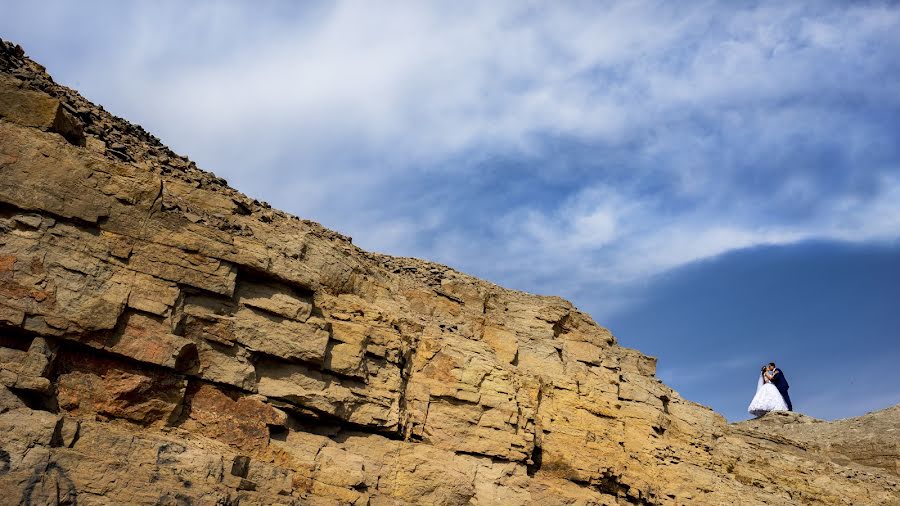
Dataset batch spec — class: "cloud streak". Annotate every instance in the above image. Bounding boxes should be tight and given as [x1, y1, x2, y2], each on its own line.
[3, 0, 900, 317]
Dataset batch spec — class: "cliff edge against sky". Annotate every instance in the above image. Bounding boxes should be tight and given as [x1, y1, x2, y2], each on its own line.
[1, 39, 898, 505]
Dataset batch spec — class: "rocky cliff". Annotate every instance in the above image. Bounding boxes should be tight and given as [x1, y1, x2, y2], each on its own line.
[0, 39, 897, 505]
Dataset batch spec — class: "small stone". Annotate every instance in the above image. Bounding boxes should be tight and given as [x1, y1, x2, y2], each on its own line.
[237, 479, 257, 491]
[183, 212, 202, 223]
[13, 214, 42, 228]
[231, 455, 251, 478]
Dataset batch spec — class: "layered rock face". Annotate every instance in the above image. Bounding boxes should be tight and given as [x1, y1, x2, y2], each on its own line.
[0, 39, 898, 505]
[734, 407, 900, 478]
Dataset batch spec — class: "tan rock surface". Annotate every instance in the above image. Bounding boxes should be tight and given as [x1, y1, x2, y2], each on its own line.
[1, 38, 898, 505]
[735, 408, 900, 476]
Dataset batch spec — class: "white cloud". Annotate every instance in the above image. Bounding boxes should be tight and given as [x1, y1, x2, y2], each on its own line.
[4, 1, 900, 315]
[497, 173, 900, 288]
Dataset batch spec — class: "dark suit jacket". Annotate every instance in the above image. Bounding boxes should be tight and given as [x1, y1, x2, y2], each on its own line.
[770, 368, 789, 392]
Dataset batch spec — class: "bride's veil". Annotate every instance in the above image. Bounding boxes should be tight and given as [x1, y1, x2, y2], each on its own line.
[756, 372, 764, 392]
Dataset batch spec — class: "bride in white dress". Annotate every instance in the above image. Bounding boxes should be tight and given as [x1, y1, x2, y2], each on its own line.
[747, 366, 788, 417]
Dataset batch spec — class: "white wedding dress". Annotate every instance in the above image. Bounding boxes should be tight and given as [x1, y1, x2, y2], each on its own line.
[747, 374, 788, 417]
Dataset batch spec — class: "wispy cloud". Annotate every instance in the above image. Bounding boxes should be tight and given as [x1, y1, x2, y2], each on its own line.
[658, 356, 760, 388]
[3, 1, 900, 316]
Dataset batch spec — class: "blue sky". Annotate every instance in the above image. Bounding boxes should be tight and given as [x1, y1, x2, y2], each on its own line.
[3, 1, 899, 421]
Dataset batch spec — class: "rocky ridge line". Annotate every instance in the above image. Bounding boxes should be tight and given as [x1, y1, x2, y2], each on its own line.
[1, 38, 898, 505]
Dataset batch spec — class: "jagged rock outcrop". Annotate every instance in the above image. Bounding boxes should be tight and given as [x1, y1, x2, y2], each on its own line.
[0, 38, 898, 505]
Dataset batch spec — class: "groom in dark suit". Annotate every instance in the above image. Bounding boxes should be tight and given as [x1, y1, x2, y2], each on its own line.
[767, 362, 792, 411]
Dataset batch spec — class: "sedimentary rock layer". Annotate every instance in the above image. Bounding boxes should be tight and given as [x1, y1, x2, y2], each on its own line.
[1, 38, 898, 505]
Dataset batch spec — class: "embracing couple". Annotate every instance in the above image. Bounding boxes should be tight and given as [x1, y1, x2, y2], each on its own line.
[747, 362, 792, 417]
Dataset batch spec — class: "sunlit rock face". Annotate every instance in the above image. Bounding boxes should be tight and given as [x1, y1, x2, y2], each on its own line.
[1, 38, 898, 505]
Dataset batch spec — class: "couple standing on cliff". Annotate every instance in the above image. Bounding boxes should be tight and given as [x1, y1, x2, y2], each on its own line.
[747, 362, 792, 417]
